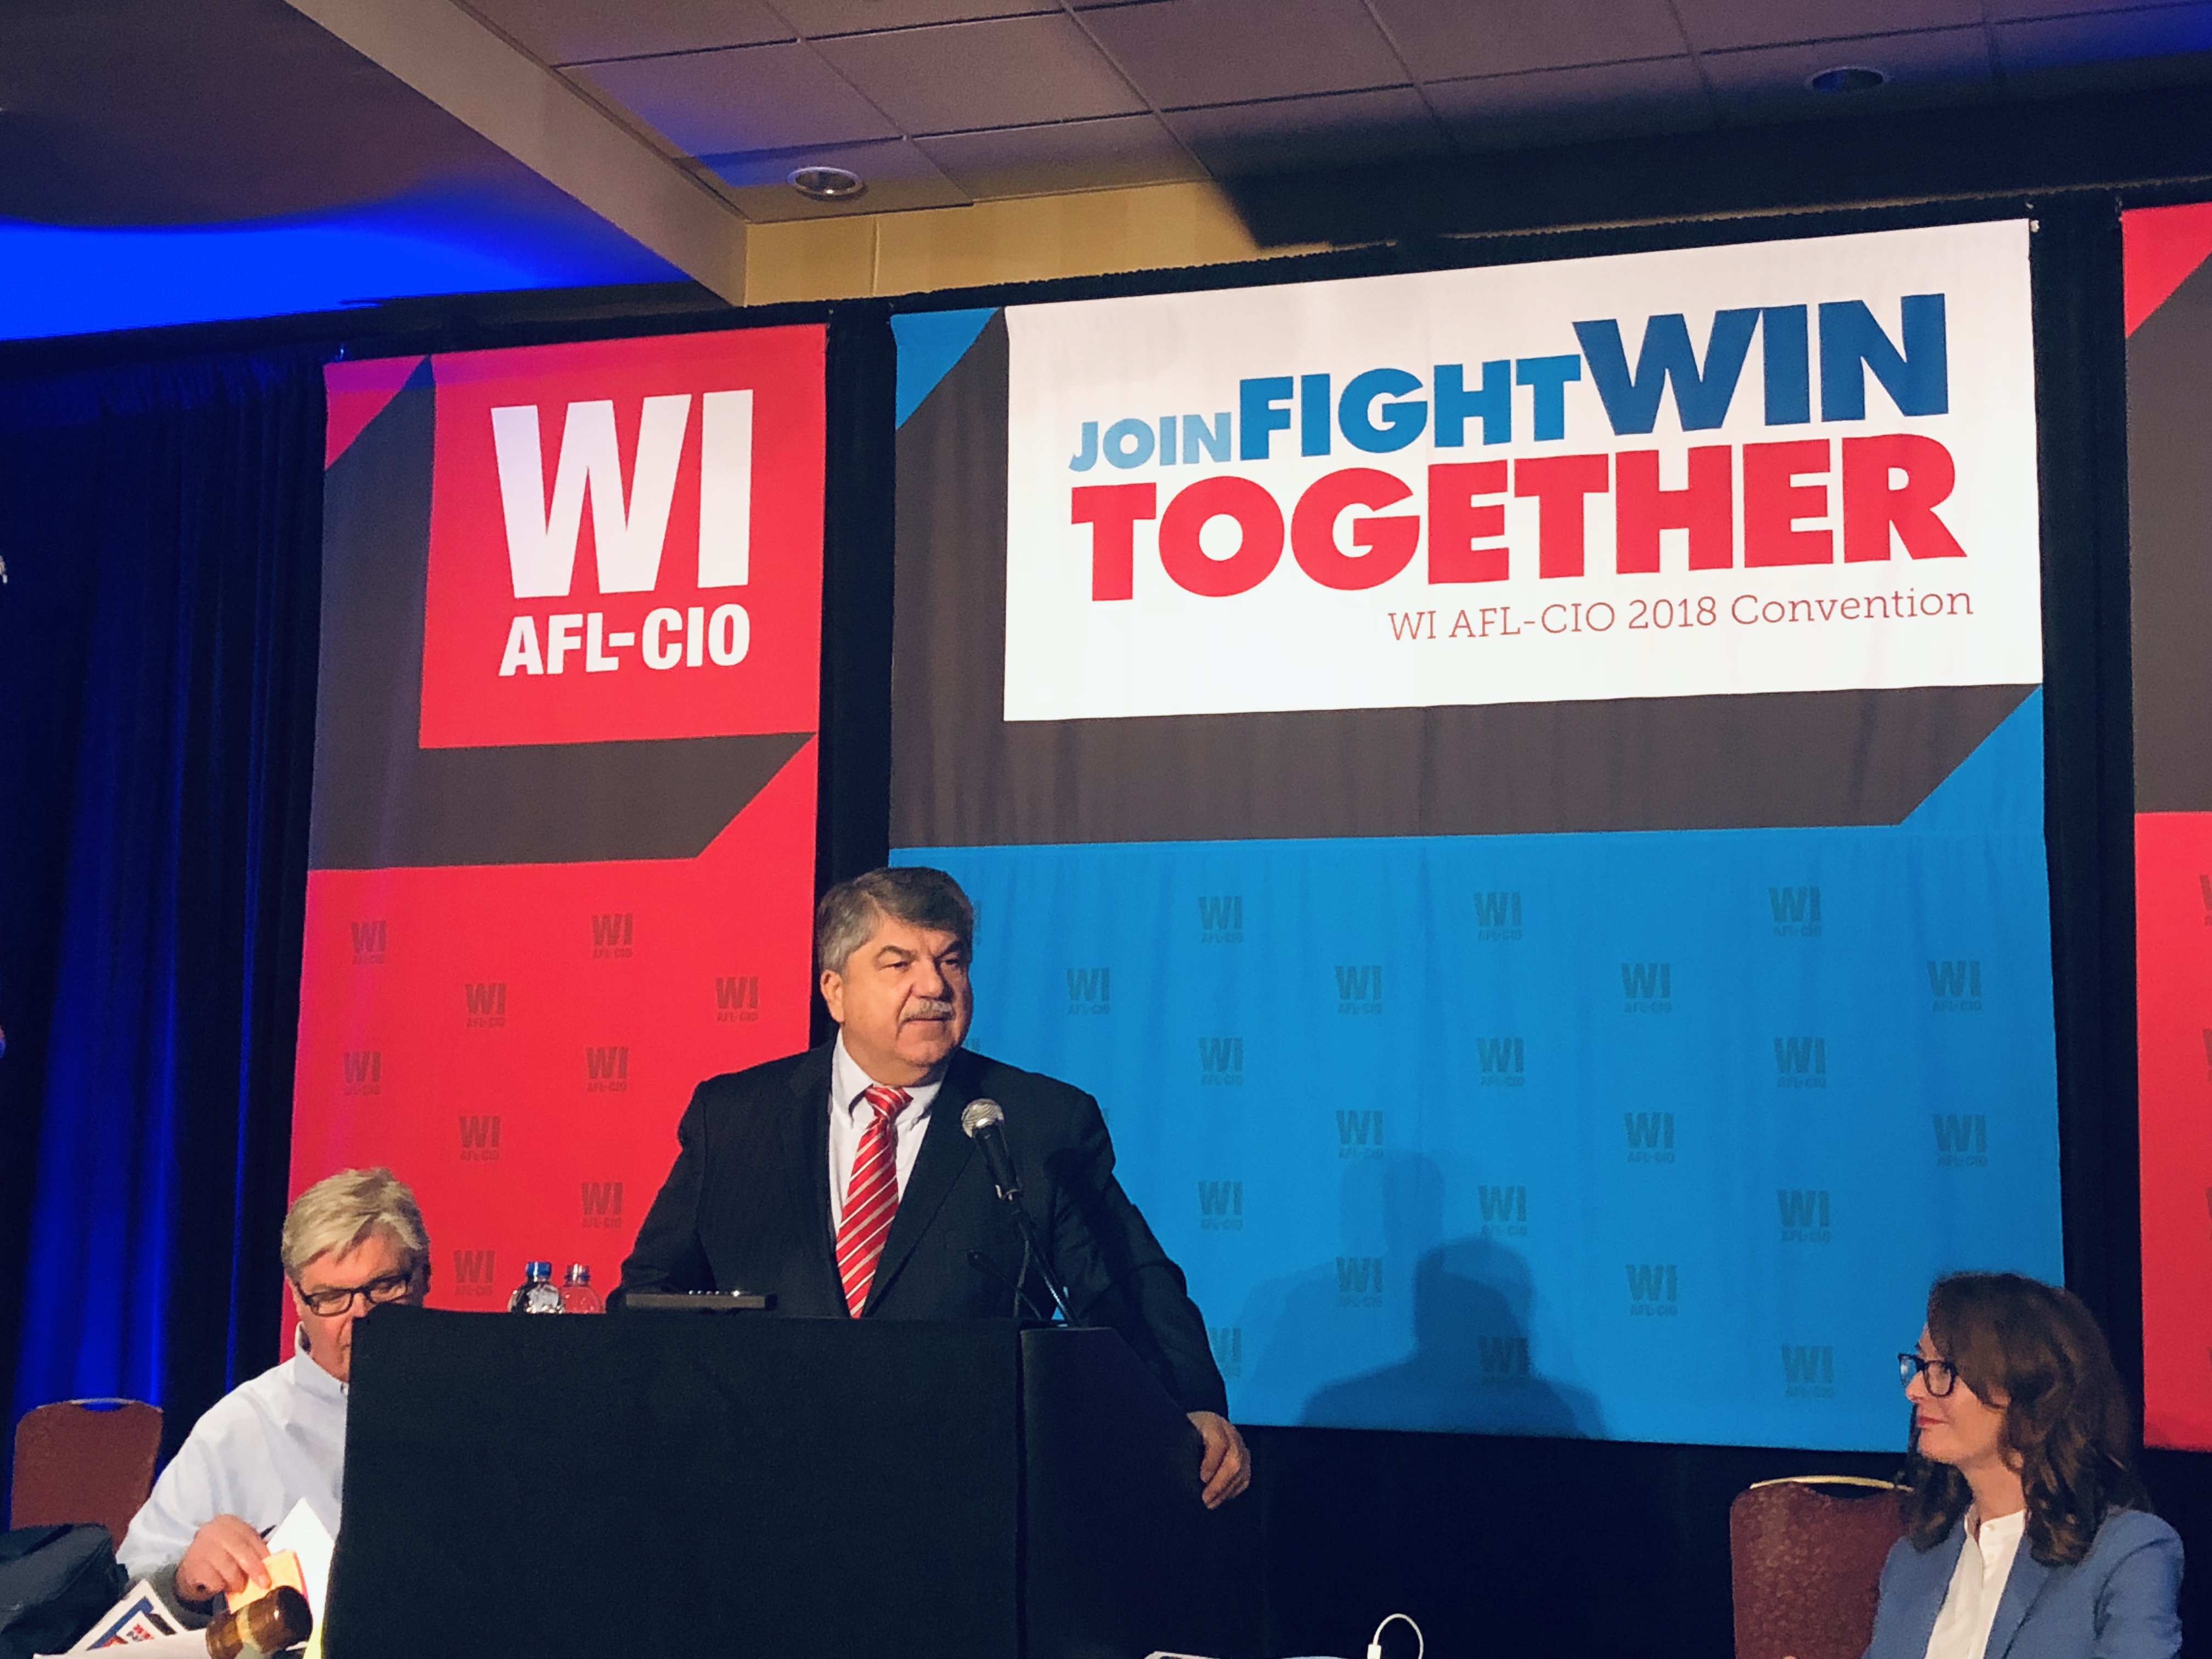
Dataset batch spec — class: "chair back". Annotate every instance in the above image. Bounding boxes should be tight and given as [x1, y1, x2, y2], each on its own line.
[1730, 1475, 1905, 1659]
[10, 1398, 165, 1547]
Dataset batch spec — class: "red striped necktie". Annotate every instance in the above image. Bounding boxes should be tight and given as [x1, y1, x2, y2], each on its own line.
[835, 1084, 910, 1316]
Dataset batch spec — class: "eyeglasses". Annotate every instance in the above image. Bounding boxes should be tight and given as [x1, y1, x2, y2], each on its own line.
[295, 1269, 415, 1318]
[1898, 1352, 1959, 1397]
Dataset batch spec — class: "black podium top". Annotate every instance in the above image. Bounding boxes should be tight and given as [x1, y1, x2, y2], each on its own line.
[326, 1307, 1227, 1659]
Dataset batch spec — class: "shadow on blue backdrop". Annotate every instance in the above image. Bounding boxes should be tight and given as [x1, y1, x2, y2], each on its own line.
[1240, 1154, 1606, 1436]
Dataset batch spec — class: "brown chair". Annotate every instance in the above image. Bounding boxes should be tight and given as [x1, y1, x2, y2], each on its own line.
[11, 1398, 165, 1548]
[1730, 1475, 1906, 1659]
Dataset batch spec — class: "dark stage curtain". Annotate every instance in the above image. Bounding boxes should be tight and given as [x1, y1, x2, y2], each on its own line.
[0, 348, 324, 1497]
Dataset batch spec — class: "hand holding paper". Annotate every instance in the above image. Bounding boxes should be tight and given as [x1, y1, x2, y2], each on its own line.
[176, 1516, 270, 1605]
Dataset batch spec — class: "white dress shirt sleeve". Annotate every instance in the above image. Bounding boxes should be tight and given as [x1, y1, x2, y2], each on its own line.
[117, 1353, 348, 1581]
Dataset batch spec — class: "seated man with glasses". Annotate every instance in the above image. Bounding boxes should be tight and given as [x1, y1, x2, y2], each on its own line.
[119, 1167, 430, 1610]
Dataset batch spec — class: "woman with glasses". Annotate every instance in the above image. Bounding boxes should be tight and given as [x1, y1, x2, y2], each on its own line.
[1861, 1272, 2181, 1659]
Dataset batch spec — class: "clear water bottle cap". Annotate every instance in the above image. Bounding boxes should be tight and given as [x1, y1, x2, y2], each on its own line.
[564, 1264, 591, 1285]
[525, 1261, 553, 1280]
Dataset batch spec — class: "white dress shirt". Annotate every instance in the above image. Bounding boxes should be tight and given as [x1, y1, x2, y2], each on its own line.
[826, 1033, 942, 1228]
[1923, 1505, 2028, 1659]
[119, 1331, 347, 1579]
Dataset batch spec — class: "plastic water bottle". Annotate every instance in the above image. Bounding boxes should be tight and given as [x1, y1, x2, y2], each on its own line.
[508, 1260, 565, 1313]
[561, 1264, 605, 1314]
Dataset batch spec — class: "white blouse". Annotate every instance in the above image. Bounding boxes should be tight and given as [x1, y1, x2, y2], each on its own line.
[1923, 1506, 2028, 1659]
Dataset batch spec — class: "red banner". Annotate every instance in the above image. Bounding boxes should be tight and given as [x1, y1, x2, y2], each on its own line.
[288, 328, 825, 1332]
[2128, 204, 2212, 1449]
[2138, 816, 2212, 1447]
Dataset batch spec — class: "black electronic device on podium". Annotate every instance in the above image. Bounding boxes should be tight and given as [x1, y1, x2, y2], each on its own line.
[324, 1306, 1233, 1659]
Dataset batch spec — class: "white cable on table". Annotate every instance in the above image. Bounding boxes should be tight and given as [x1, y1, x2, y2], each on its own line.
[1367, 1611, 1425, 1659]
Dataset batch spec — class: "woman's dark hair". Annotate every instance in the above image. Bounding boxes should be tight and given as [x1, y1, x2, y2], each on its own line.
[1903, 1272, 2149, 1566]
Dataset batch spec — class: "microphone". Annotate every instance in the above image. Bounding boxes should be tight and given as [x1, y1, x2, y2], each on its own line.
[960, 1098, 1021, 1199]
[960, 1097, 1078, 1327]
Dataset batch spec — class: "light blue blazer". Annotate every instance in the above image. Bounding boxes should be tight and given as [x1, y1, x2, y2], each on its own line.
[1861, 1508, 2182, 1659]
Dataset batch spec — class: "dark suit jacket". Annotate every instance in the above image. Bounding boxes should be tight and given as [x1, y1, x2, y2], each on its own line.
[1862, 1508, 2182, 1659]
[618, 1041, 1229, 1416]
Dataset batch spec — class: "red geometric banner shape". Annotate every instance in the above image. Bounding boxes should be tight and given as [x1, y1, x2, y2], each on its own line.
[289, 746, 817, 1321]
[326, 355, 425, 469]
[2136, 812, 2212, 1451]
[2124, 201, 2212, 337]
[2129, 201, 2212, 1448]
[290, 327, 826, 1341]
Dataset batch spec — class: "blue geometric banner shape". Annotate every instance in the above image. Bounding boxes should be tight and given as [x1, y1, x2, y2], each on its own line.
[894, 692, 2058, 1451]
[890, 308, 998, 428]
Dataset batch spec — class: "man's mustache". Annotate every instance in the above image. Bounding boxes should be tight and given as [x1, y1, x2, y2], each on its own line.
[901, 998, 957, 1023]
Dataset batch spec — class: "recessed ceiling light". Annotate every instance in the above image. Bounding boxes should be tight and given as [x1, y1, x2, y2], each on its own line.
[1806, 65, 1887, 94]
[788, 165, 866, 202]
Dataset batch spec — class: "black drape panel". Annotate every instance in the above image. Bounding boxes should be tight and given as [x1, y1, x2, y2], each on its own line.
[2031, 199, 2142, 1372]
[812, 301, 898, 1053]
[0, 349, 323, 1497]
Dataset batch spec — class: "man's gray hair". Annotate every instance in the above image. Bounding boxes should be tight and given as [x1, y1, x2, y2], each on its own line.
[281, 1167, 430, 1280]
[815, 866, 975, 976]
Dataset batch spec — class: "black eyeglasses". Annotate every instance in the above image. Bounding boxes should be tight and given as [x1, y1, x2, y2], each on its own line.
[1898, 1352, 1959, 1397]
[295, 1270, 415, 1318]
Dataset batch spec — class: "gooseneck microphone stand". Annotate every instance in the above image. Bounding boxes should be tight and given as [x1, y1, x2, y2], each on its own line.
[962, 1101, 1081, 1326]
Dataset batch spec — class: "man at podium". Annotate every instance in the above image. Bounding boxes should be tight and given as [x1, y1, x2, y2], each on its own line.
[620, 865, 1250, 1507]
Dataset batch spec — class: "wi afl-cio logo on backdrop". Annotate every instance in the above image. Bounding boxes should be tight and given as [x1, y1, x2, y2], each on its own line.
[493, 391, 754, 678]
[415, 327, 825, 751]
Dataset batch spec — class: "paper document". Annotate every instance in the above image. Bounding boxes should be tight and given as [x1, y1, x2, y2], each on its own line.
[51, 1502, 332, 1657]
[260, 1500, 334, 1659]
[52, 1632, 205, 1657]
[62, 1579, 178, 1649]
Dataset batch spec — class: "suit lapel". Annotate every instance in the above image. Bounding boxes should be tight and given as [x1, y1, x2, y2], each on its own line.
[864, 1052, 979, 1312]
[1898, 1527, 1967, 1659]
[783, 1045, 843, 1307]
[1984, 1540, 2054, 1659]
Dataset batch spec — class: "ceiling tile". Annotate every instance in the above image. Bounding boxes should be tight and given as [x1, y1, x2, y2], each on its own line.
[701, 137, 970, 218]
[467, 0, 792, 65]
[568, 42, 898, 155]
[1165, 86, 1448, 176]
[917, 114, 1205, 196]
[1672, 0, 1981, 53]
[1701, 27, 1995, 122]
[765, 0, 1056, 33]
[1426, 57, 1713, 151]
[1364, 0, 1688, 80]
[1080, 0, 1410, 108]
[1995, 3, 2212, 64]
[814, 14, 1145, 133]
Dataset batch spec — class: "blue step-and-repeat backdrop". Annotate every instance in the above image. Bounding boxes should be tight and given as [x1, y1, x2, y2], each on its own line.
[888, 222, 2061, 1452]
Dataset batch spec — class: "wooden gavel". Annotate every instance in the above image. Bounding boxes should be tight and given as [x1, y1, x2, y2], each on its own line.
[206, 1585, 312, 1657]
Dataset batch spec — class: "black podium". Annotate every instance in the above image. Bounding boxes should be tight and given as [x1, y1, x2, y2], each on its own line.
[324, 1307, 1232, 1659]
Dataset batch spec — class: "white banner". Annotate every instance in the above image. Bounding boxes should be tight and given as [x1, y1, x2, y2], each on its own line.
[1003, 221, 2040, 722]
